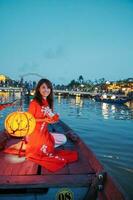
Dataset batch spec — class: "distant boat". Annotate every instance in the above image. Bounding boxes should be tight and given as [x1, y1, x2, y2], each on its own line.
[94, 94, 130, 105]
[0, 101, 16, 111]
[0, 120, 127, 200]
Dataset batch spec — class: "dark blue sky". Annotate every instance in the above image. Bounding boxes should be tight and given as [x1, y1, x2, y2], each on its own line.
[0, 0, 133, 84]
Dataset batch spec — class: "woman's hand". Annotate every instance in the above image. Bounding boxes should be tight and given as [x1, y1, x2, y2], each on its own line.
[43, 113, 59, 124]
[36, 113, 59, 124]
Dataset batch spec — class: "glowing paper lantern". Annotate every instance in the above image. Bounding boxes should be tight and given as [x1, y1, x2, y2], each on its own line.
[4, 111, 36, 137]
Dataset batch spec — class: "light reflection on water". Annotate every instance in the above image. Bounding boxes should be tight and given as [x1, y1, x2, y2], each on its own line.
[0, 93, 133, 199]
[55, 95, 133, 199]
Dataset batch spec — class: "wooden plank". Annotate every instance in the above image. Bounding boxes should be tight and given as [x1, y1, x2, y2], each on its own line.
[98, 174, 127, 200]
[0, 137, 38, 176]
[0, 174, 94, 189]
[0, 151, 38, 175]
[67, 144, 95, 174]
[42, 165, 69, 175]
[0, 131, 8, 150]
[77, 139, 104, 173]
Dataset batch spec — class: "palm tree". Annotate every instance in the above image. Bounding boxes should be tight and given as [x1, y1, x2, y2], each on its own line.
[78, 75, 84, 84]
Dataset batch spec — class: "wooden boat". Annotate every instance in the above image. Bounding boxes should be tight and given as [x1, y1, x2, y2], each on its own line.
[0, 120, 127, 200]
[94, 96, 130, 105]
[0, 100, 17, 111]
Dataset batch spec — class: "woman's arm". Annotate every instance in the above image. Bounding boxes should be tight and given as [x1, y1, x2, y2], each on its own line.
[35, 113, 59, 124]
[28, 100, 36, 116]
[28, 100, 59, 124]
[41, 105, 59, 124]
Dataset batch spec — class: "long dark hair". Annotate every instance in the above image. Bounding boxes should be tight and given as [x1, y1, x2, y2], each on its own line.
[34, 79, 54, 110]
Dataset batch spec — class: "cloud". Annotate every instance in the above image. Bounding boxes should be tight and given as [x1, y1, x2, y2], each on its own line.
[44, 46, 65, 59]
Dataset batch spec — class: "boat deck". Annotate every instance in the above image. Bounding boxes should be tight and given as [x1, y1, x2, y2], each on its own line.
[0, 120, 96, 189]
[0, 120, 126, 200]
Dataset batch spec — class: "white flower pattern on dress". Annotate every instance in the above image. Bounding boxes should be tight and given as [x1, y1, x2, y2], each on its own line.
[40, 144, 65, 161]
[40, 122, 46, 131]
[40, 105, 64, 161]
[41, 106, 54, 117]
[40, 106, 55, 131]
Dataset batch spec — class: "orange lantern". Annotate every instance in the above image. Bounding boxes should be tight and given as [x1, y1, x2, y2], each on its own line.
[4, 111, 36, 137]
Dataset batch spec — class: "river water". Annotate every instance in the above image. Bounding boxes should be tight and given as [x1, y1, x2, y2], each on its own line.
[55, 96, 133, 199]
[0, 94, 133, 199]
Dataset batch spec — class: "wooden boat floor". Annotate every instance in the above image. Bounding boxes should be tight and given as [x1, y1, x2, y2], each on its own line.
[0, 122, 126, 200]
[0, 129, 96, 189]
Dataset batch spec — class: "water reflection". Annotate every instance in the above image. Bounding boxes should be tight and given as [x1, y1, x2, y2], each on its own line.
[75, 94, 81, 105]
[0, 92, 133, 120]
[126, 101, 133, 109]
[75, 95, 83, 116]
[56, 95, 133, 120]
[102, 103, 109, 119]
[101, 102, 133, 120]
[58, 94, 61, 104]
[0, 91, 20, 103]
[0, 91, 10, 102]
[0, 92, 132, 199]
[57, 94, 84, 117]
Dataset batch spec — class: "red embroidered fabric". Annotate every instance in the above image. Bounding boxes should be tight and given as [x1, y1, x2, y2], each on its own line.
[4, 99, 78, 172]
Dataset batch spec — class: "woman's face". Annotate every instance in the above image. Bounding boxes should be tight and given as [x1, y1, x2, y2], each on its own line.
[39, 83, 51, 98]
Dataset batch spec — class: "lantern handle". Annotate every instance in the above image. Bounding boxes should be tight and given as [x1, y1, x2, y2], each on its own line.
[17, 98, 23, 111]
[18, 137, 27, 157]
[17, 106, 22, 112]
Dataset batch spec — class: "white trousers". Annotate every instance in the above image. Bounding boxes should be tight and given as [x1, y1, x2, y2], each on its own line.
[50, 133, 67, 148]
